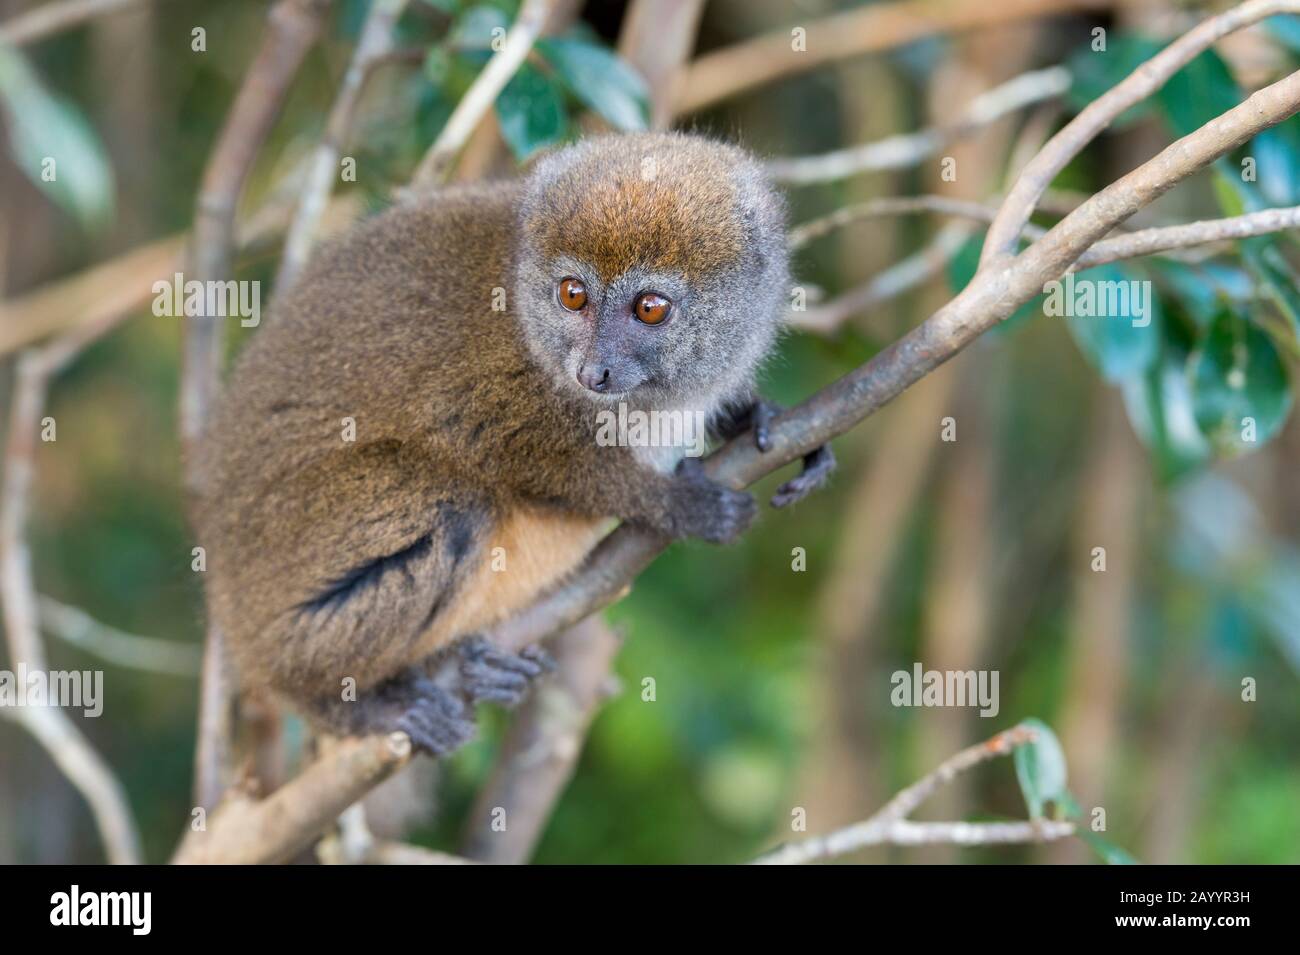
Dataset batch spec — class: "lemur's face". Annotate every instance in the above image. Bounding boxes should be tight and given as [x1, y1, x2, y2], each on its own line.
[515, 133, 789, 411]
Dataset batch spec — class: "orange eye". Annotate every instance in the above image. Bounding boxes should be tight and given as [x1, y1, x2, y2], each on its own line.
[558, 277, 587, 311]
[634, 292, 671, 325]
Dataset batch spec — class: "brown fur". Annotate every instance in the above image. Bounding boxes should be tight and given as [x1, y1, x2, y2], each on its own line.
[191, 134, 786, 728]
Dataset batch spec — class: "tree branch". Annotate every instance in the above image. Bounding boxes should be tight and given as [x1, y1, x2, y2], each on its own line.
[184, 0, 332, 813]
[460, 617, 622, 863]
[1073, 204, 1300, 269]
[172, 733, 412, 864]
[753, 724, 1073, 864]
[1, 318, 143, 864]
[981, 0, 1300, 266]
[479, 64, 1300, 659]
[38, 595, 202, 676]
[275, 0, 409, 290]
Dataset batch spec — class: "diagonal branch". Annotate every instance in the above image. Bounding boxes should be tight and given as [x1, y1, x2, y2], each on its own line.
[981, 0, 1300, 266]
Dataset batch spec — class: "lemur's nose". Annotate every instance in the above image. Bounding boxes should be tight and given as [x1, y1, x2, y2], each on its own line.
[578, 364, 611, 393]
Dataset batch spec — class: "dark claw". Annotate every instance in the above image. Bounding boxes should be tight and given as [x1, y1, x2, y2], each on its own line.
[752, 401, 775, 453]
[770, 443, 835, 508]
[713, 397, 777, 453]
[520, 644, 558, 672]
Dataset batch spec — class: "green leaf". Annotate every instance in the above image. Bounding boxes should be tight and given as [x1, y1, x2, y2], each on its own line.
[1013, 719, 1069, 821]
[1264, 14, 1300, 55]
[1243, 240, 1300, 335]
[1122, 342, 1212, 480]
[537, 36, 649, 131]
[449, 4, 509, 50]
[417, 0, 461, 14]
[1077, 830, 1140, 865]
[1250, 124, 1300, 206]
[1212, 168, 1251, 217]
[1066, 35, 1162, 129]
[1155, 48, 1239, 138]
[1054, 264, 1161, 381]
[1190, 309, 1292, 454]
[423, 45, 451, 86]
[0, 45, 114, 229]
[1148, 258, 1253, 330]
[494, 61, 567, 161]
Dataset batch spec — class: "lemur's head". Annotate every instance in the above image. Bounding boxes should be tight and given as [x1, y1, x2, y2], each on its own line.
[516, 132, 788, 411]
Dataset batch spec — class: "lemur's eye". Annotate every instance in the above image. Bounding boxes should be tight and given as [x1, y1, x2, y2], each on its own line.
[558, 277, 587, 311]
[633, 292, 671, 325]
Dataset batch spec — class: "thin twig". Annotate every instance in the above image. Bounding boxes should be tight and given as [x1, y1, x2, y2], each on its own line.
[460, 617, 622, 863]
[409, 0, 555, 189]
[1073, 204, 1300, 269]
[982, 0, 1300, 266]
[767, 67, 1070, 185]
[753, 724, 1072, 864]
[1, 319, 143, 864]
[276, 0, 410, 290]
[0, 0, 150, 46]
[790, 221, 973, 333]
[37, 596, 202, 676]
[787, 195, 1042, 250]
[672, 0, 1109, 116]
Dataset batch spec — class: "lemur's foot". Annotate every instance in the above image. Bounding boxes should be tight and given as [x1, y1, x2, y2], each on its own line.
[393, 682, 478, 755]
[770, 443, 836, 508]
[310, 666, 477, 756]
[457, 636, 554, 707]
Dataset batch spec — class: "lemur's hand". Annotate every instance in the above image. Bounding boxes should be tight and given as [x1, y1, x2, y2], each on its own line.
[715, 397, 836, 508]
[666, 457, 758, 544]
[770, 443, 835, 508]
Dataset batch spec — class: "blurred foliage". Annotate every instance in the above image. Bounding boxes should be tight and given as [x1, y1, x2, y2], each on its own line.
[0, 0, 1298, 865]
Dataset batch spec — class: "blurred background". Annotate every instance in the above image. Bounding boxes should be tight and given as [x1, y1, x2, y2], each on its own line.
[0, 0, 1298, 864]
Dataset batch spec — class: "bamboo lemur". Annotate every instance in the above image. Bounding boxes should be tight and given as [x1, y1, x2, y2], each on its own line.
[193, 132, 833, 754]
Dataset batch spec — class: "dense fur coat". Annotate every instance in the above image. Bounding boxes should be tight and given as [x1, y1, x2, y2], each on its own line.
[192, 133, 809, 743]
